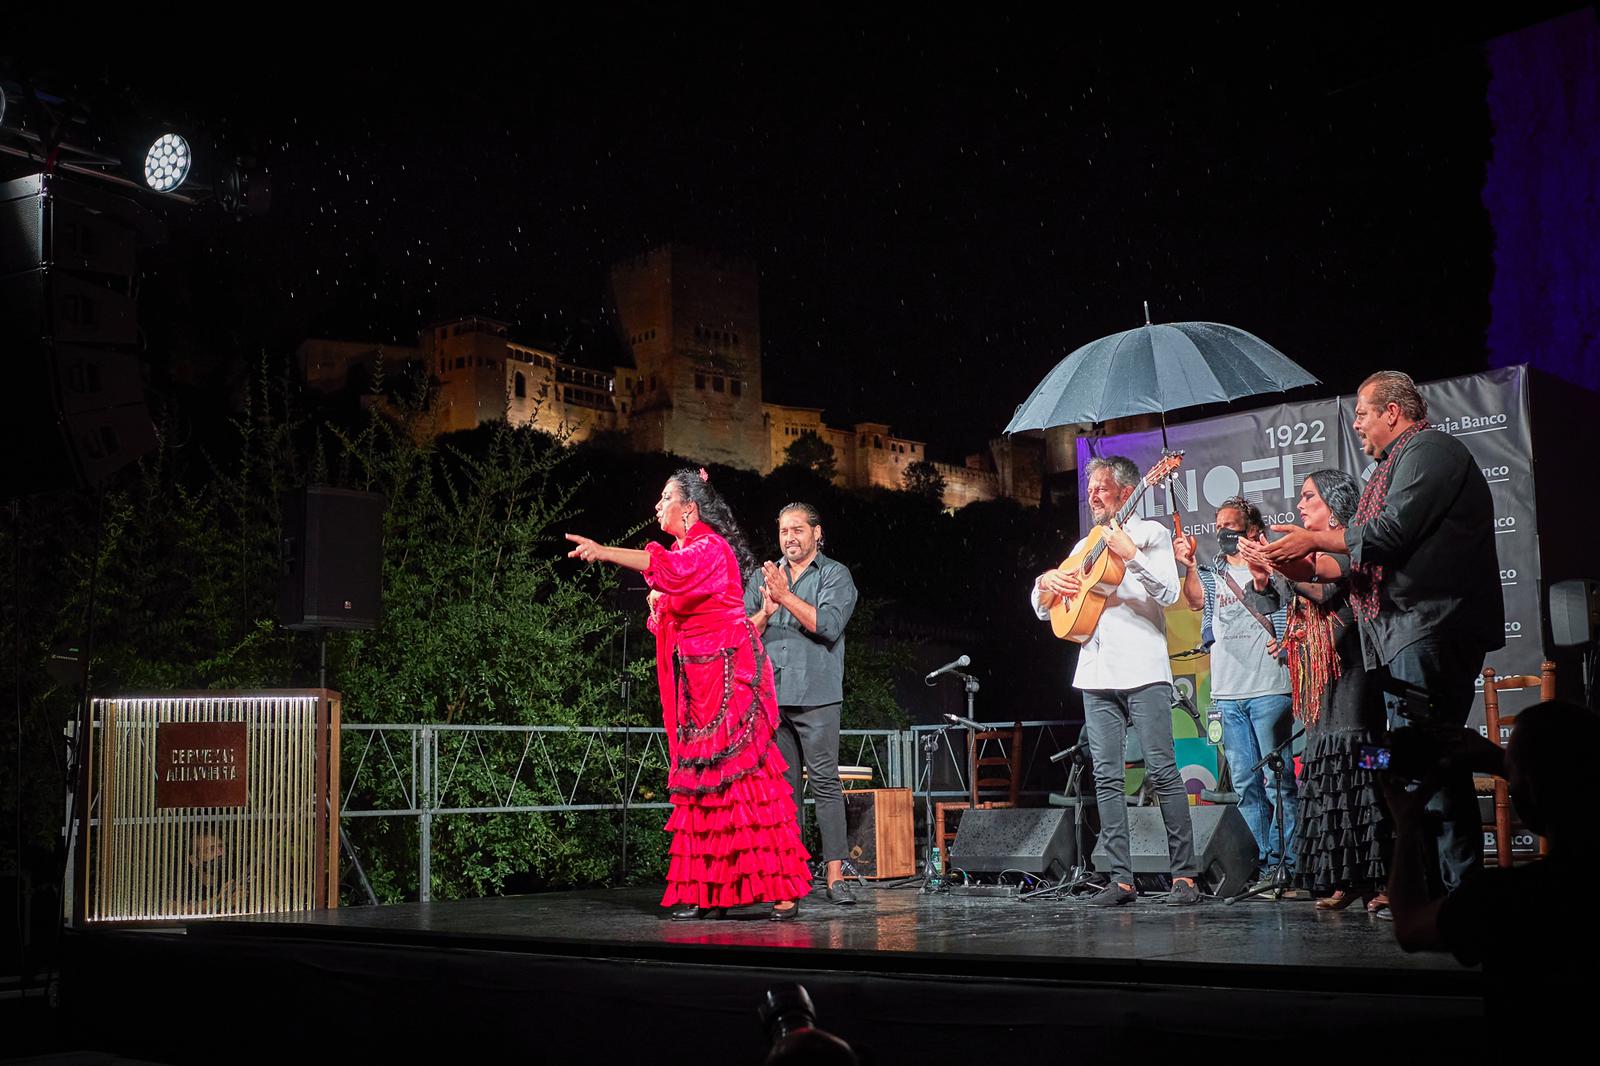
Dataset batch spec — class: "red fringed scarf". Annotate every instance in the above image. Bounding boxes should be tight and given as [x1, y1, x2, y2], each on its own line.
[1283, 580, 1342, 725]
[1347, 419, 1430, 623]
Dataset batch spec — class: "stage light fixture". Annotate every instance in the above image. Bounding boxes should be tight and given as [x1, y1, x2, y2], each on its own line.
[0, 80, 25, 130]
[216, 159, 272, 217]
[142, 132, 191, 192]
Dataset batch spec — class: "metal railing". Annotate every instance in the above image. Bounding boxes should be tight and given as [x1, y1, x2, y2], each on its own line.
[339, 723, 913, 901]
[910, 719, 1078, 802]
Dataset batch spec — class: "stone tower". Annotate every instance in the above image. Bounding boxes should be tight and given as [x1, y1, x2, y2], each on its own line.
[607, 245, 767, 471]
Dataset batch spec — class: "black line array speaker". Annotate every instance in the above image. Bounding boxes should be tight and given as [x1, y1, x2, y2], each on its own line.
[1, 173, 160, 497]
[1550, 579, 1599, 647]
[1090, 803, 1257, 896]
[278, 487, 385, 631]
[949, 806, 1076, 878]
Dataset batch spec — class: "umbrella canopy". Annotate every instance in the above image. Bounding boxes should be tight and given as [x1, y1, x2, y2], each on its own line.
[1004, 320, 1320, 433]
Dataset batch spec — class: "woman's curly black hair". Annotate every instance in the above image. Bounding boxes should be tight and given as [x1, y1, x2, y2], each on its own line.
[668, 468, 757, 579]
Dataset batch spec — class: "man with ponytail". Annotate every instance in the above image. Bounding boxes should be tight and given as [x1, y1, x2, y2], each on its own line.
[746, 502, 859, 905]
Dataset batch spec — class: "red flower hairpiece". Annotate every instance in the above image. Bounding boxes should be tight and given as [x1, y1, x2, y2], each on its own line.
[698, 467, 709, 482]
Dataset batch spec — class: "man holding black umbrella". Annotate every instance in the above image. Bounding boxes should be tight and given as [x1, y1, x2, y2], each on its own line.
[1031, 456, 1200, 907]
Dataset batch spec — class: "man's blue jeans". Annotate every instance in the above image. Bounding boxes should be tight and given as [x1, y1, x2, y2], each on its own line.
[1219, 693, 1297, 873]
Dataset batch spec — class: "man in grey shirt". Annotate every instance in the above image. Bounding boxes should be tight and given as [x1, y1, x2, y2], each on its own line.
[1176, 497, 1294, 890]
[746, 502, 859, 904]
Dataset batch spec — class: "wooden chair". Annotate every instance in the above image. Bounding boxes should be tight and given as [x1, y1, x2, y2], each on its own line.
[1479, 661, 1556, 868]
[968, 722, 1023, 808]
[935, 722, 1024, 864]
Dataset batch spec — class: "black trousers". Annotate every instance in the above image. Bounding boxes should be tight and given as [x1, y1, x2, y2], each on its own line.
[1383, 636, 1485, 894]
[775, 702, 847, 864]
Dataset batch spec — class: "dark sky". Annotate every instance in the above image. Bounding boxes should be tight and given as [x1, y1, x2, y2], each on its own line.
[10, 9, 1571, 460]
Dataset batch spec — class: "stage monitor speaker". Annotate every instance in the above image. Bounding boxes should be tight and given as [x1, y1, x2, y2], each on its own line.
[1091, 803, 1256, 897]
[1550, 579, 1599, 647]
[843, 788, 914, 879]
[949, 806, 1075, 878]
[279, 487, 385, 631]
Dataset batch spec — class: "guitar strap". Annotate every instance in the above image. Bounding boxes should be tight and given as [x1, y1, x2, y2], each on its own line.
[1203, 561, 1276, 639]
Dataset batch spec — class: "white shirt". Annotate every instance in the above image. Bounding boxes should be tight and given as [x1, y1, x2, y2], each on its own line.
[1030, 514, 1180, 691]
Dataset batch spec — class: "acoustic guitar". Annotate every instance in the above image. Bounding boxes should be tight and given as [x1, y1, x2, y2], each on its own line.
[1048, 451, 1186, 643]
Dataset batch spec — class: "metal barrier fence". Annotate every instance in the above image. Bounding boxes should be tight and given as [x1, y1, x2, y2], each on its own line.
[339, 723, 919, 901]
[338, 720, 1077, 901]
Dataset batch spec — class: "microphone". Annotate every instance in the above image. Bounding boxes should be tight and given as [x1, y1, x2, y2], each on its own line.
[1048, 738, 1089, 764]
[924, 654, 971, 684]
[944, 713, 985, 730]
[1174, 690, 1201, 724]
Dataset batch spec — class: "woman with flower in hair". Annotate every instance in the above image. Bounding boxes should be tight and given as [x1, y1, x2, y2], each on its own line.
[1240, 469, 1391, 912]
[565, 468, 812, 920]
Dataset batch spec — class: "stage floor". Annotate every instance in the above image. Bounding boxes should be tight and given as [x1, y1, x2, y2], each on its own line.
[59, 884, 1483, 1063]
[217, 882, 1464, 985]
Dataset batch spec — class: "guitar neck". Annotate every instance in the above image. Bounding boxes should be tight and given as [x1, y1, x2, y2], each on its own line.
[1116, 483, 1150, 526]
[1086, 482, 1151, 566]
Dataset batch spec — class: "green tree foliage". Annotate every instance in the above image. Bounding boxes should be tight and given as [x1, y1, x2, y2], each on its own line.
[326, 415, 664, 900]
[901, 458, 947, 501]
[0, 366, 664, 902]
[782, 430, 838, 481]
[3, 362, 1074, 904]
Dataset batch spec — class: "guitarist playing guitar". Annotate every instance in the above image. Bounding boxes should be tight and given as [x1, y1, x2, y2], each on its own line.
[1030, 453, 1199, 908]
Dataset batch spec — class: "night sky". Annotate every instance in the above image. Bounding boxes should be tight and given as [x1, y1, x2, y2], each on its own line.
[10, 10, 1571, 460]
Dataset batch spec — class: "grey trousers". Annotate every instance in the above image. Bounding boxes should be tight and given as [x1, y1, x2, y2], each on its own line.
[775, 702, 848, 864]
[1083, 683, 1197, 885]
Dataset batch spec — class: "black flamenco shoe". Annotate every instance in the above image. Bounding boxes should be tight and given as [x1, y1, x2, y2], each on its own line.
[770, 900, 800, 922]
[670, 905, 725, 921]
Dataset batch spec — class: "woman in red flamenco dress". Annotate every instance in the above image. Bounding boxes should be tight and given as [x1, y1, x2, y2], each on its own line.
[564, 468, 812, 920]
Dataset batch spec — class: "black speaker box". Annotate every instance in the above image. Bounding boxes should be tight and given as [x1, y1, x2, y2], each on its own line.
[279, 487, 385, 631]
[949, 806, 1076, 878]
[1090, 803, 1257, 896]
[1550, 579, 1599, 647]
[1, 174, 158, 496]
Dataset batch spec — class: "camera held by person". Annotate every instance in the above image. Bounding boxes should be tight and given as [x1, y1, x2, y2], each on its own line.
[760, 983, 857, 1065]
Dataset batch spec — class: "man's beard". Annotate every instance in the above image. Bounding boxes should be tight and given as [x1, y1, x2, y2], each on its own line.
[1091, 508, 1114, 527]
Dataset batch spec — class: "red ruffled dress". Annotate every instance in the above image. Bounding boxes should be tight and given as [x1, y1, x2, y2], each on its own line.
[643, 522, 813, 909]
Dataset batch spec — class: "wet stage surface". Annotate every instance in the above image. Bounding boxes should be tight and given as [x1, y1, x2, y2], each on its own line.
[210, 882, 1468, 991]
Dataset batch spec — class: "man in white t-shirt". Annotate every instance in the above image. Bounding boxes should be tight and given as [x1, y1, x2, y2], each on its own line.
[1031, 455, 1199, 907]
[1176, 497, 1294, 892]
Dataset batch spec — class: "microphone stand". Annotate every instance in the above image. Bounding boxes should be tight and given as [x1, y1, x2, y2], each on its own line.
[935, 670, 983, 806]
[917, 723, 959, 894]
[614, 582, 648, 883]
[1022, 728, 1096, 902]
[1225, 724, 1305, 904]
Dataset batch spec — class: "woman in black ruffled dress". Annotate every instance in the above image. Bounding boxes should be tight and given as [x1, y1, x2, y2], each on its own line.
[1242, 469, 1391, 911]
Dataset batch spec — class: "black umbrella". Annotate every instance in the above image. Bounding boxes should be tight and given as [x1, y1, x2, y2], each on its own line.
[1006, 309, 1319, 435]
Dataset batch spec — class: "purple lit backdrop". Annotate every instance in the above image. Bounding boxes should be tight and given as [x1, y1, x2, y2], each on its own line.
[1484, 9, 1600, 392]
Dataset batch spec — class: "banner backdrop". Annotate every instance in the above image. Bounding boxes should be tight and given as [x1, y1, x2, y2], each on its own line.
[1077, 366, 1544, 737]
